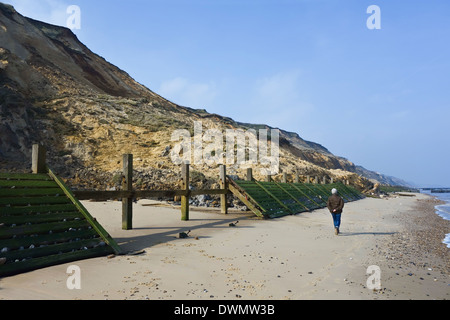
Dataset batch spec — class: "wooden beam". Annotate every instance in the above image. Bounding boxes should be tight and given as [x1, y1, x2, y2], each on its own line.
[32, 144, 47, 174]
[227, 182, 265, 219]
[181, 163, 190, 221]
[0, 246, 113, 278]
[220, 165, 228, 214]
[246, 168, 253, 181]
[0, 173, 52, 180]
[74, 190, 132, 200]
[289, 183, 321, 208]
[254, 180, 293, 215]
[47, 167, 122, 254]
[191, 189, 230, 196]
[275, 182, 310, 212]
[122, 154, 133, 230]
[73, 189, 230, 201]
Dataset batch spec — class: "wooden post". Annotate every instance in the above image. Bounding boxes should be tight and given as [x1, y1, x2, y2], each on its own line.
[181, 163, 190, 221]
[32, 144, 47, 174]
[294, 171, 299, 183]
[314, 176, 319, 184]
[282, 172, 287, 183]
[246, 168, 253, 181]
[330, 177, 334, 184]
[306, 175, 311, 184]
[122, 154, 133, 230]
[322, 176, 327, 185]
[220, 165, 228, 215]
[265, 174, 271, 182]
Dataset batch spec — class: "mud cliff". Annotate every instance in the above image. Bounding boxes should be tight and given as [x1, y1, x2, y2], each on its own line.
[0, 3, 404, 191]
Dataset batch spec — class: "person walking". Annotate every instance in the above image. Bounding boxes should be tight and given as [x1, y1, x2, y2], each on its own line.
[327, 188, 345, 235]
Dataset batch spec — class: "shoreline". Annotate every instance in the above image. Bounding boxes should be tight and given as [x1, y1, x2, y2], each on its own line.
[363, 195, 450, 299]
[0, 193, 448, 300]
[434, 199, 450, 248]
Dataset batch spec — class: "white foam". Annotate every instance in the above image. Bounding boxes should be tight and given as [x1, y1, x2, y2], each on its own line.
[443, 233, 450, 248]
[425, 190, 450, 248]
[435, 204, 450, 221]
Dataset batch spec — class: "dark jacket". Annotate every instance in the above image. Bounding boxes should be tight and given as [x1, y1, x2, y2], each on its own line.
[327, 194, 344, 214]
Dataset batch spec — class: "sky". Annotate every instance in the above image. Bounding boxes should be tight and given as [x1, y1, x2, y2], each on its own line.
[3, 0, 450, 187]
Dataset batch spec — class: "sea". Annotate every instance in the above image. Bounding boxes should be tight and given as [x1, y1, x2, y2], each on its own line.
[421, 189, 450, 248]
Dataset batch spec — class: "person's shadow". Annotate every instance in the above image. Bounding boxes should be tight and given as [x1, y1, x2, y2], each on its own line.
[338, 231, 397, 237]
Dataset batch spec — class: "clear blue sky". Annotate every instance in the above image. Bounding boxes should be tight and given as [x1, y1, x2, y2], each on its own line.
[4, 0, 450, 187]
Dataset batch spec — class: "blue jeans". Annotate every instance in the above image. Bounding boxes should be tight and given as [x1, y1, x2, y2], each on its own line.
[331, 213, 342, 228]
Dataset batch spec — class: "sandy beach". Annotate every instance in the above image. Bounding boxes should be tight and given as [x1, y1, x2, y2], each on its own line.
[0, 192, 448, 301]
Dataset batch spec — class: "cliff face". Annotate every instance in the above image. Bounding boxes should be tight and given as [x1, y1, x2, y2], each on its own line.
[0, 3, 153, 98]
[0, 3, 396, 190]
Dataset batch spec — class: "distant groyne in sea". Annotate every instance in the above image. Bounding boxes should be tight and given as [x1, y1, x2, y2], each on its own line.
[422, 188, 450, 193]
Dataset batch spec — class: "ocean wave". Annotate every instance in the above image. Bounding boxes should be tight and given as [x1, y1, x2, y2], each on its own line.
[435, 206, 450, 248]
[425, 191, 450, 248]
[435, 204, 450, 221]
[443, 233, 450, 248]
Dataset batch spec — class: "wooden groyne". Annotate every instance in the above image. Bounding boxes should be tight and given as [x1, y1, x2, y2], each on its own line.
[68, 155, 363, 224]
[2, 144, 364, 228]
[430, 188, 450, 193]
[0, 144, 121, 277]
[0, 143, 364, 277]
[421, 188, 450, 193]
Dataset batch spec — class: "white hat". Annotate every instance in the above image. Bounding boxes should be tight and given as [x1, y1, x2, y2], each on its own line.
[332, 188, 338, 195]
